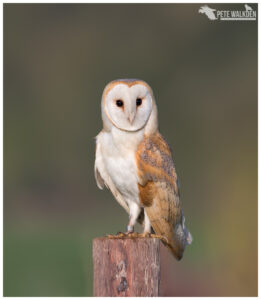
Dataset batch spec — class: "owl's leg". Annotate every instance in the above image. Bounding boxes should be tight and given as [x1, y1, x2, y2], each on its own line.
[126, 202, 141, 233]
[138, 210, 152, 237]
[143, 210, 151, 234]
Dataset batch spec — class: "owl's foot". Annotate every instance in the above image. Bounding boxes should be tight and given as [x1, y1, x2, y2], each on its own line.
[139, 232, 151, 238]
[106, 232, 167, 241]
[106, 232, 140, 239]
[138, 232, 168, 242]
[106, 232, 126, 239]
[125, 231, 139, 238]
[149, 233, 161, 239]
[117, 232, 127, 238]
[125, 224, 137, 237]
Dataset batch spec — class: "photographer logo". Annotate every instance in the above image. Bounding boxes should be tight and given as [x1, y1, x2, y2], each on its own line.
[199, 4, 256, 21]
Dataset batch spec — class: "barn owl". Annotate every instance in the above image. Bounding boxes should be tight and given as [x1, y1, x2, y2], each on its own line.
[94, 79, 192, 260]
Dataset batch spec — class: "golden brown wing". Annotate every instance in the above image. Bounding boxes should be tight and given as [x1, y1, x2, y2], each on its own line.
[136, 132, 190, 260]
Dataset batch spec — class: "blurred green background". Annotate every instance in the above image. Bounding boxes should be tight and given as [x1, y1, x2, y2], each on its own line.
[4, 3, 257, 297]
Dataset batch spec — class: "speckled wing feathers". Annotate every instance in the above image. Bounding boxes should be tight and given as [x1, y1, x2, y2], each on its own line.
[136, 132, 187, 260]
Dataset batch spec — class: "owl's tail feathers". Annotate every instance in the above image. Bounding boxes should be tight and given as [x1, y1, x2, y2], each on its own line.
[144, 205, 192, 260]
[164, 216, 192, 260]
[182, 215, 193, 245]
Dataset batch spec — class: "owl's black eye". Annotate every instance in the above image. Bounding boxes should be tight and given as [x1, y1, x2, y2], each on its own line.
[136, 98, 142, 106]
[116, 100, 123, 107]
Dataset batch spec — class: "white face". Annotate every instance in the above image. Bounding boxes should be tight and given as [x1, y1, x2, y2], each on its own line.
[104, 84, 153, 132]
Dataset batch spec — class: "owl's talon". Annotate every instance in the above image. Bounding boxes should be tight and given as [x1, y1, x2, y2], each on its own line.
[116, 231, 125, 236]
[140, 232, 151, 238]
[150, 234, 168, 243]
[117, 232, 126, 238]
[125, 231, 139, 238]
[106, 232, 126, 239]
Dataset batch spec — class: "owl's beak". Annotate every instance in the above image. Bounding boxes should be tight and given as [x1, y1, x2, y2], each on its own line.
[128, 112, 135, 124]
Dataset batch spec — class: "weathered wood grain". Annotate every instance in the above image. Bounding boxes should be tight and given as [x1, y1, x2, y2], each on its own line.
[93, 237, 161, 297]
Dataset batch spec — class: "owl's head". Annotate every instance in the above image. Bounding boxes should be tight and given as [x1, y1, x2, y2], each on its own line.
[101, 79, 158, 133]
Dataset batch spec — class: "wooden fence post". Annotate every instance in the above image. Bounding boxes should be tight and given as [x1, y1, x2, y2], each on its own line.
[93, 236, 161, 297]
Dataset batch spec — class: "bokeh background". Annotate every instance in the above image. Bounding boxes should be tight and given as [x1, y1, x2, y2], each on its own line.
[4, 3, 257, 297]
